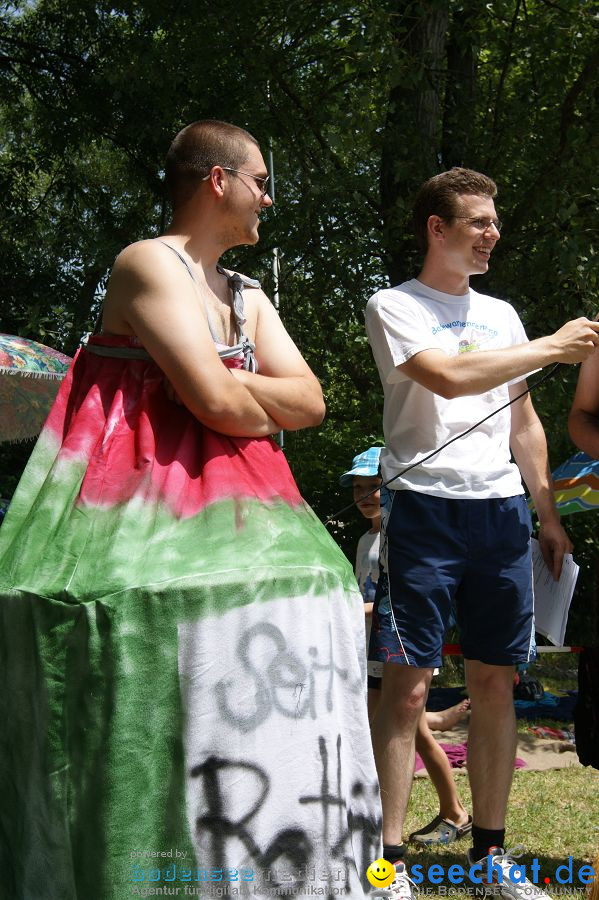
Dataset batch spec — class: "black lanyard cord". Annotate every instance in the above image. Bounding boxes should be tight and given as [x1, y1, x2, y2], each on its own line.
[324, 363, 561, 527]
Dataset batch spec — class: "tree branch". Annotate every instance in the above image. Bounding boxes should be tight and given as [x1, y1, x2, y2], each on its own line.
[261, 66, 381, 216]
[558, 42, 599, 155]
[485, 0, 522, 169]
[508, 39, 599, 232]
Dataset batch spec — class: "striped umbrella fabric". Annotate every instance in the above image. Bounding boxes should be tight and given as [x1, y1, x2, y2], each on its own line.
[552, 451, 599, 515]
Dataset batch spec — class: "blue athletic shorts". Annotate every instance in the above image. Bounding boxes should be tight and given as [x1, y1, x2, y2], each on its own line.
[368, 488, 536, 669]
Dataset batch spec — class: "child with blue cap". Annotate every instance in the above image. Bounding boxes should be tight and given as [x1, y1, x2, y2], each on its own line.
[340, 446, 384, 629]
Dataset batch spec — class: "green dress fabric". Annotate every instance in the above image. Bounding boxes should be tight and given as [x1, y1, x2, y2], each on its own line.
[0, 333, 381, 899]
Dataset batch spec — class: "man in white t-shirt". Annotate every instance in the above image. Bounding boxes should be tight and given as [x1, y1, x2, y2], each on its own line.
[364, 167, 599, 899]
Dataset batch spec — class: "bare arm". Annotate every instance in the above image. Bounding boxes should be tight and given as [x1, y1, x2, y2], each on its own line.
[568, 348, 599, 458]
[229, 289, 325, 430]
[103, 241, 278, 437]
[398, 318, 599, 399]
[509, 383, 572, 579]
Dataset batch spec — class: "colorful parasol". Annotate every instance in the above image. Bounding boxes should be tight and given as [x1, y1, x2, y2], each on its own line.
[0, 333, 72, 443]
[552, 451, 599, 515]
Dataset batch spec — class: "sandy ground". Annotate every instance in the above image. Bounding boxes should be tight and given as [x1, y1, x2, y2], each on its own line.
[415, 720, 581, 775]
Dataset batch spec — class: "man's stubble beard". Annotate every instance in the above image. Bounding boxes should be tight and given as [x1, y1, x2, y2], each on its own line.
[216, 199, 259, 252]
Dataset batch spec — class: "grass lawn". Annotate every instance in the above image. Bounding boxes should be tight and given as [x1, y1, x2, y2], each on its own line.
[404, 768, 598, 898]
[395, 651, 599, 899]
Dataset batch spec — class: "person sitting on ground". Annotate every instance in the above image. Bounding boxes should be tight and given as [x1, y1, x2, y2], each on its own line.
[340, 445, 472, 846]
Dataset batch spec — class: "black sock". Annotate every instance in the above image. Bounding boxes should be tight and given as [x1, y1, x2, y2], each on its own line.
[383, 843, 406, 865]
[472, 826, 505, 861]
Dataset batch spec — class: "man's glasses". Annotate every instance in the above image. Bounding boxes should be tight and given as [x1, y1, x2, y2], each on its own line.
[452, 216, 502, 233]
[202, 167, 270, 198]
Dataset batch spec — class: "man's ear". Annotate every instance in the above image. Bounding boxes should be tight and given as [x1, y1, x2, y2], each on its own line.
[426, 216, 447, 241]
[205, 166, 227, 198]
[427, 214, 446, 244]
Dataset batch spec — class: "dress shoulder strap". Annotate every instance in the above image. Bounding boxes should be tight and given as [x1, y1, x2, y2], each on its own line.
[90, 240, 220, 341]
[86, 240, 258, 371]
[155, 241, 258, 371]
[156, 239, 220, 343]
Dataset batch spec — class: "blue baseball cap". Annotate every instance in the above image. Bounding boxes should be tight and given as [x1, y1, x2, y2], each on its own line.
[339, 446, 383, 487]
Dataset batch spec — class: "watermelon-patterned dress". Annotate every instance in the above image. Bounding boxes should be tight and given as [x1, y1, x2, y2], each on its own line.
[0, 254, 381, 899]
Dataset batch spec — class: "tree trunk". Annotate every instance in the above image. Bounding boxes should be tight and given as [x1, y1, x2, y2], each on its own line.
[441, 4, 477, 169]
[379, 0, 449, 284]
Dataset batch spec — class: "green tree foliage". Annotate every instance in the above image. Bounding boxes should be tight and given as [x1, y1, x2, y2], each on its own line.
[0, 0, 597, 638]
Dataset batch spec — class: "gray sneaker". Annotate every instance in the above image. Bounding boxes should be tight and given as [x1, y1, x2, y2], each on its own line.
[367, 862, 417, 899]
[386, 862, 418, 900]
[467, 846, 552, 900]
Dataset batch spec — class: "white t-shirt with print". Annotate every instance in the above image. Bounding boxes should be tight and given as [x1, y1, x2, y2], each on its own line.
[365, 278, 533, 499]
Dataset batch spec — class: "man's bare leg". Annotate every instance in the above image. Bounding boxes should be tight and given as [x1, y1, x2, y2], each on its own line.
[370, 662, 433, 845]
[465, 660, 516, 829]
[367, 686, 381, 724]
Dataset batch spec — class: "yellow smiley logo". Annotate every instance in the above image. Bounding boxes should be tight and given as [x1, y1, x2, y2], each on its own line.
[366, 858, 395, 888]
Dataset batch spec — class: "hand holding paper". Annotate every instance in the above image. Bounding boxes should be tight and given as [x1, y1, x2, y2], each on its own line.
[531, 537, 579, 646]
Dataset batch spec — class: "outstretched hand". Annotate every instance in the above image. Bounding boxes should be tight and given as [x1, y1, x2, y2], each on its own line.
[551, 317, 599, 364]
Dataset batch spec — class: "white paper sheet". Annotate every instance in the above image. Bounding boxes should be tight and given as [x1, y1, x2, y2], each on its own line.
[531, 537, 579, 646]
